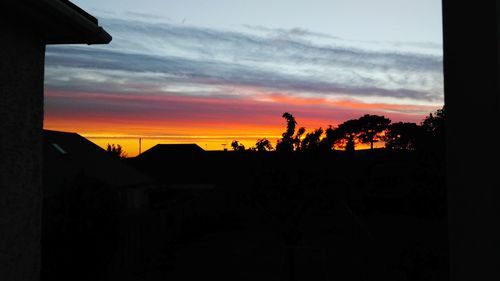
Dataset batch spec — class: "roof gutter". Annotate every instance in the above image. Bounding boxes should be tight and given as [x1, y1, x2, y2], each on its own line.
[40, 0, 112, 45]
[1, 0, 112, 45]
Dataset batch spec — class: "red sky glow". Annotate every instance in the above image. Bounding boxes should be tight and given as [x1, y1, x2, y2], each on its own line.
[43, 3, 443, 156]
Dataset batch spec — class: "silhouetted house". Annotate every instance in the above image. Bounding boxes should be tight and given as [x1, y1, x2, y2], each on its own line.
[0, 1, 111, 280]
[138, 144, 205, 159]
[130, 144, 211, 184]
[43, 130, 154, 210]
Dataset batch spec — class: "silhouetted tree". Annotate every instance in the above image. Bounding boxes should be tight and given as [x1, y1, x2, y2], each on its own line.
[335, 119, 361, 151]
[106, 143, 127, 158]
[255, 138, 273, 151]
[385, 122, 422, 150]
[422, 107, 445, 137]
[231, 140, 245, 151]
[299, 127, 323, 151]
[421, 106, 445, 153]
[345, 138, 355, 152]
[231, 140, 238, 151]
[283, 112, 296, 137]
[293, 127, 306, 151]
[318, 125, 341, 151]
[276, 112, 298, 152]
[357, 114, 391, 150]
[239, 143, 246, 151]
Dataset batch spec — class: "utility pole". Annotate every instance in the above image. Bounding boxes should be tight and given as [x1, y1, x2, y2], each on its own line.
[139, 137, 142, 155]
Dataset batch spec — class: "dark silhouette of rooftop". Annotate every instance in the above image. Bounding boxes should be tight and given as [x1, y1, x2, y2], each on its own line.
[1, 0, 111, 44]
[137, 143, 204, 159]
[44, 130, 152, 194]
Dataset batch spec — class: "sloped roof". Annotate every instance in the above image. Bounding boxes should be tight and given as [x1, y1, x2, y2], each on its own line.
[137, 144, 205, 159]
[43, 130, 152, 197]
[1, 0, 111, 44]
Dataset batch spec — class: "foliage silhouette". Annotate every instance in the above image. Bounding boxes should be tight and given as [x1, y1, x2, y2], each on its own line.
[421, 106, 445, 153]
[266, 109, 444, 153]
[106, 143, 127, 158]
[293, 127, 306, 151]
[231, 140, 246, 151]
[335, 119, 362, 151]
[276, 112, 298, 152]
[255, 138, 273, 151]
[385, 122, 422, 150]
[318, 125, 341, 151]
[356, 114, 391, 150]
[421, 106, 445, 138]
[299, 127, 323, 152]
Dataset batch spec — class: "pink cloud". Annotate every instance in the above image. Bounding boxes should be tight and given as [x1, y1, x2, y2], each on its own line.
[44, 88, 437, 139]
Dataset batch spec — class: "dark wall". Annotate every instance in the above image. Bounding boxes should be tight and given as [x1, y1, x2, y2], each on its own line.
[0, 24, 45, 281]
[443, 1, 500, 280]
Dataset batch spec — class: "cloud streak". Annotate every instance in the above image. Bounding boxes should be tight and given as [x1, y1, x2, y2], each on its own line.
[46, 17, 443, 101]
[44, 16, 443, 149]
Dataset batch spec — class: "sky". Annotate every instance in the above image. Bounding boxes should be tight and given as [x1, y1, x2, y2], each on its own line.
[44, 0, 444, 156]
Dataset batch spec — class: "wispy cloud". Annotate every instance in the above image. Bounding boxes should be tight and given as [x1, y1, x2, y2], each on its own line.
[124, 11, 172, 21]
[45, 46, 440, 102]
[241, 24, 342, 40]
[45, 17, 443, 103]
[241, 24, 442, 50]
[44, 15, 443, 142]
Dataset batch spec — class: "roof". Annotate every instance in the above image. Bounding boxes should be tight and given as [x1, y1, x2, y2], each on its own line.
[130, 144, 207, 184]
[137, 144, 205, 159]
[43, 130, 152, 197]
[1, 0, 111, 44]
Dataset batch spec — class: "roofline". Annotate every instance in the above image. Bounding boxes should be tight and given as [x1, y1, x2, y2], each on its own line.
[59, 0, 98, 24]
[2, 0, 111, 45]
[40, 0, 112, 45]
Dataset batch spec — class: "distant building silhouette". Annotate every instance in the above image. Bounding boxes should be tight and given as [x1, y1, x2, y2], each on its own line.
[137, 143, 205, 160]
[43, 130, 153, 210]
[42, 131, 155, 281]
[130, 144, 208, 185]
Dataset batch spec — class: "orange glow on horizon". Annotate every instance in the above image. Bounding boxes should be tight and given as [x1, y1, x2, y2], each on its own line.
[44, 115, 286, 156]
[83, 135, 384, 157]
[44, 89, 440, 157]
[44, 118, 388, 157]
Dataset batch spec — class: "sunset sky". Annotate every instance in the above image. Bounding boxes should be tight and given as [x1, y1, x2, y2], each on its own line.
[44, 0, 444, 156]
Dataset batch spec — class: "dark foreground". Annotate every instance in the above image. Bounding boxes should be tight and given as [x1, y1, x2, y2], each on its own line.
[42, 149, 447, 281]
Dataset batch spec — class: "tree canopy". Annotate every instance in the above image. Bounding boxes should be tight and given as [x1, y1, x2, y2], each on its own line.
[334, 119, 362, 151]
[357, 114, 391, 150]
[255, 139, 274, 151]
[276, 112, 299, 152]
[106, 144, 127, 158]
[299, 127, 323, 152]
[385, 122, 422, 150]
[231, 140, 246, 151]
[253, 106, 444, 153]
